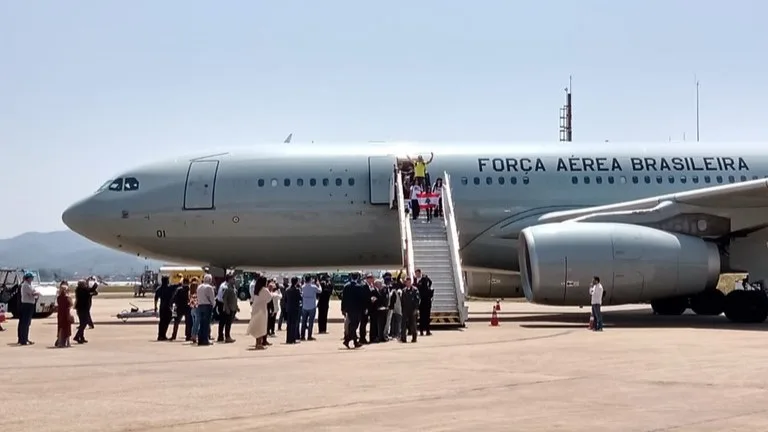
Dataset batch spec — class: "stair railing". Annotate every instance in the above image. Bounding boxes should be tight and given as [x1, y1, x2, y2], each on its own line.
[395, 169, 415, 280]
[441, 172, 468, 325]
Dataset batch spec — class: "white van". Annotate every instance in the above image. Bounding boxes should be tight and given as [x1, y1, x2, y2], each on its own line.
[0, 269, 58, 319]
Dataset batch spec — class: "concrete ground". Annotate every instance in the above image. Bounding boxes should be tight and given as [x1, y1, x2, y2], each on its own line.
[4, 298, 768, 432]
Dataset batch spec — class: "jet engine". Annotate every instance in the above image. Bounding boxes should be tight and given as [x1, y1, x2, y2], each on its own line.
[518, 222, 720, 306]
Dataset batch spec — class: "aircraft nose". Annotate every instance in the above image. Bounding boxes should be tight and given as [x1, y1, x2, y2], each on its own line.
[62, 198, 90, 236]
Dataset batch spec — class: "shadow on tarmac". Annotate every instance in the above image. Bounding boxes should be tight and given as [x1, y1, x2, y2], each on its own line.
[469, 307, 768, 332]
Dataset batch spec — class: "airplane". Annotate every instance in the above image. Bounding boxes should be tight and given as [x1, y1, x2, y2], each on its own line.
[61, 142, 768, 324]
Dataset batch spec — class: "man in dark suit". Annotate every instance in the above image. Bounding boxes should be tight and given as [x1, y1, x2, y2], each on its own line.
[154, 276, 175, 341]
[317, 275, 333, 334]
[415, 269, 434, 336]
[284, 276, 302, 344]
[341, 273, 362, 349]
[170, 278, 192, 341]
[74, 278, 99, 344]
[400, 278, 421, 343]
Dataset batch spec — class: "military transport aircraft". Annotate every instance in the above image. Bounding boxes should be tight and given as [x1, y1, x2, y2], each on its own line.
[62, 142, 768, 324]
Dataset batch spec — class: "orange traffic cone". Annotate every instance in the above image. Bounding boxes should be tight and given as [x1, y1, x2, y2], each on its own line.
[495, 299, 501, 311]
[490, 304, 500, 327]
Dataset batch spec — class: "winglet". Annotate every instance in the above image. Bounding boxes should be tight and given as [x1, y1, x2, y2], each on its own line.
[283, 133, 293, 144]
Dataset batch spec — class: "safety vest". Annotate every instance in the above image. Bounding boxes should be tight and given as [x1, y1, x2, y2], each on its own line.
[416, 192, 439, 209]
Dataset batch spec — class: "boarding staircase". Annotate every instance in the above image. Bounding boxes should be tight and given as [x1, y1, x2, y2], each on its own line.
[395, 170, 468, 326]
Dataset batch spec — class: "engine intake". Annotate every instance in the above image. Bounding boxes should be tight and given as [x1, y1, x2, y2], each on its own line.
[518, 222, 720, 306]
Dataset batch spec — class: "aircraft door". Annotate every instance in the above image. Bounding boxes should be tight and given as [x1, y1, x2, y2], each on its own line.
[368, 156, 396, 205]
[184, 160, 219, 210]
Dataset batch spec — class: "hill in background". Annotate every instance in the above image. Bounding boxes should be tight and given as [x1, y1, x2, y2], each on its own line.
[0, 230, 163, 279]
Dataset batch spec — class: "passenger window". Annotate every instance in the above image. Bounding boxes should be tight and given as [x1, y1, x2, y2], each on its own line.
[124, 177, 140, 191]
[680, 175, 687, 184]
[348, 178, 355, 186]
[271, 179, 278, 187]
[498, 176, 505, 185]
[460, 177, 468, 185]
[692, 175, 699, 183]
[583, 176, 590, 184]
[473, 177, 480, 185]
[716, 175, 723, 183]
[335, 178, 342, 186]
[620, 176, 627, 184]
[644, 176, 651, 184]
[751, 175, 758, 180]
[108, 178, 124, 191]
[257, 179, 265, 187]
[595, 176, 603, 184]
[322, 178, 329, 187]
[728, 175, 735, 183]
[571, 176, 578, 184]
[284, 178, 291, 187]
[510, 176, 517, 185]
[632, 176, 639, 184]
[310, 178, 317, 187]
[297, 178, 304, 187]
[741, 175, 748, 182]
[608, 176, 614, 184]
[656, 175, 662, 184]
[667, 175, 674, 184]
[485, 176, 492, 185]
[704, 175, 711, 183]
[522, 176, 530, 185]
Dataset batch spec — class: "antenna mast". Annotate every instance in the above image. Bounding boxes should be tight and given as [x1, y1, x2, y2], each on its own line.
[695, 75, 700, 142]
[559, 76, 573, 142]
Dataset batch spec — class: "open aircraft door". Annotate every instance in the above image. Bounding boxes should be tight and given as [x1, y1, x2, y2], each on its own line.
[368, 156, 396, 205]
[184, 160, 219, 210]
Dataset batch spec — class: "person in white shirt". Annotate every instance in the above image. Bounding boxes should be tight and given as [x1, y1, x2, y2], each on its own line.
[195, 274, 216, 345]
[589, 276, 604, 331]
[18, 272, 40, 345]
[300, 276, 322, 341]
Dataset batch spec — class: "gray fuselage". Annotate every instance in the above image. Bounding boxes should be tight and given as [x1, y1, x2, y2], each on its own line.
[62, 143, 768, 289]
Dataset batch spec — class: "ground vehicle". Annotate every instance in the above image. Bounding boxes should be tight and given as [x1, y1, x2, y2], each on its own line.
[330, 273, 350, 298]
[0, 268, 58, 318]
[137, 268, 159, 297]
[236, 272, 258, 301]
[159, 266, 206, 284]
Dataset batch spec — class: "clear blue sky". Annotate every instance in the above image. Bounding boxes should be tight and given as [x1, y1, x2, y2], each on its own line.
[1, 0, 766, 239]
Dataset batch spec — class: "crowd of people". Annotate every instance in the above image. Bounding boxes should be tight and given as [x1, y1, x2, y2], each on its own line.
[7, 267, 438, 350]
[3, 272, 99, 347]
[154, 268, 437, 349]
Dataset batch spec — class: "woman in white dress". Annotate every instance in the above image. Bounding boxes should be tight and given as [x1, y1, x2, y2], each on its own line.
[246, 276, 271, 350]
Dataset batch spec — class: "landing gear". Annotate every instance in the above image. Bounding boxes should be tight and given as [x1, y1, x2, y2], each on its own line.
[689, 290, 726, 316]
[723, 290, 768, 323]
[651, 296, 689, 316]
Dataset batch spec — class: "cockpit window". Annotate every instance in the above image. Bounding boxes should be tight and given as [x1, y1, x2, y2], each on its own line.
[124, 177, 140, 191]
[108, 178, 124, 191]
[96, 180, 113, 192]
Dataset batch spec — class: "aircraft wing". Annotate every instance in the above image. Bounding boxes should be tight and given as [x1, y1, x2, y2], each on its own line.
[538, 178, 768, 228]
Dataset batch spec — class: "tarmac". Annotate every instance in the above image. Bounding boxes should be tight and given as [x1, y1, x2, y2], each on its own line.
[4, 298, 768, 431]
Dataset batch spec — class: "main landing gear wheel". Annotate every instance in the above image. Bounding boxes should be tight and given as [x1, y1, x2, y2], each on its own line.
[690, 290, 726, 316]
[651, 296, 689, 316]
[724, 290, 768, 324]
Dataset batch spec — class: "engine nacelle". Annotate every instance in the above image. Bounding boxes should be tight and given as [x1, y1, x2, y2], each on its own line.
[518, 222, 720, 306]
